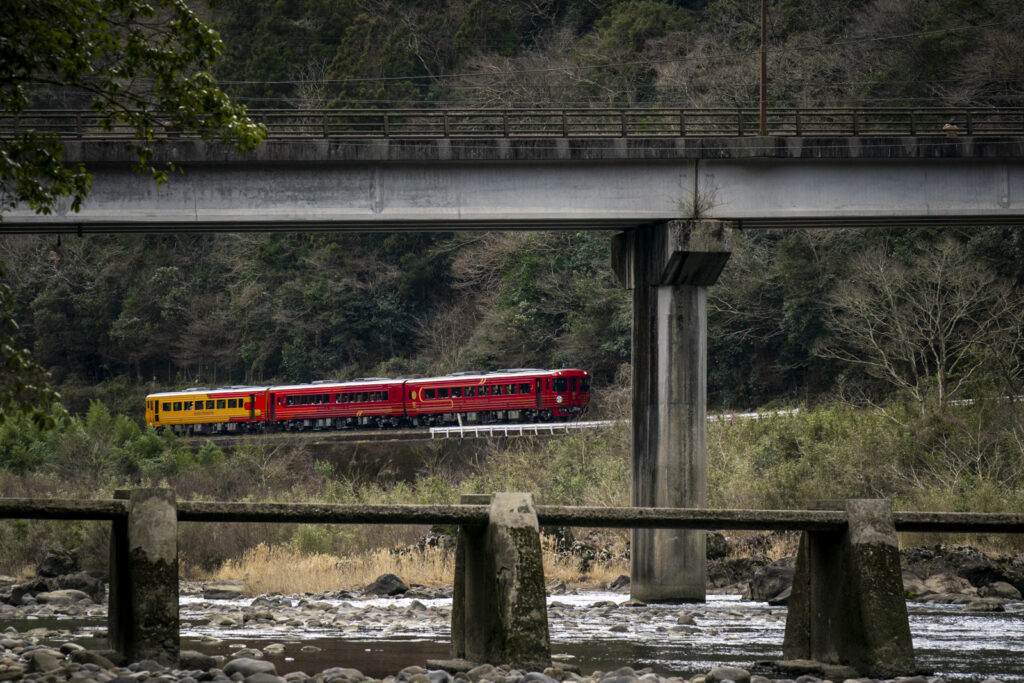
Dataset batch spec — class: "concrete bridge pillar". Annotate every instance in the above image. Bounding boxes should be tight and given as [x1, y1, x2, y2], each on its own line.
[109, 489, 180, 666]
[783, 499, 915, 677]
[611, 220, 732, 602]
[451, 493, 551, 669]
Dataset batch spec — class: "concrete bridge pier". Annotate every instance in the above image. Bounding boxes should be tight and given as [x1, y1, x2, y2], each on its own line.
[451, 493, 551, 669]
[109, 489, 180, 666]
[783, 499, 915, 677]
[612, 220, 732, 602]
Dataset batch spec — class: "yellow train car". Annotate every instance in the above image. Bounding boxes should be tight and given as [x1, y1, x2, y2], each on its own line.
[145, 386, 269, 435]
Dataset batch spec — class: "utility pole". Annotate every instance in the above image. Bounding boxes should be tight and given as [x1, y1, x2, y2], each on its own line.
[759, 0, 767, 136]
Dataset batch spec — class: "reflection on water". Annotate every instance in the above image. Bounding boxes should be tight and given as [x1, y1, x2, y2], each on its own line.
[6, 593, 1024, 681]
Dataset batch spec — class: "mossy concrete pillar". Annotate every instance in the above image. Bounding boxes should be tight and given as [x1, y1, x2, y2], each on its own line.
[783, 499, 915, 677]
[611, 220, 732, 602]
[451, 493, 551, 669]
[110, 489, 180, 666]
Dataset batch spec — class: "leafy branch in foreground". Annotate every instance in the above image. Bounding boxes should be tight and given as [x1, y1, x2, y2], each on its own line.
[1, 0, 266, 217]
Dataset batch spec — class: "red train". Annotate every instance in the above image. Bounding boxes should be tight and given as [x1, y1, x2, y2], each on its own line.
[145, 368, 591, 435]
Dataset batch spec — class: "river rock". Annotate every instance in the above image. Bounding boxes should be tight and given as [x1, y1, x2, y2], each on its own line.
[747, 560, 794, 602]
[706, 532, 731, 560]
[69, 650, 115, 669]
[923, 573, 975, 595]
[224, 658, 277, 677]
[607, 575, 630, 592]
[977, 581, 1022, 600]
[205, 581, 246, 600]
[56, 571, 106, 604]
[180, 650, 219, 670]
[35, 589, 91, 605]
[707, 667, 750, 683]
[37, 550, 78, 578]
[365, 574, 409, 596]
[246, 674, 287, 683]
[25, 649, 64, 673]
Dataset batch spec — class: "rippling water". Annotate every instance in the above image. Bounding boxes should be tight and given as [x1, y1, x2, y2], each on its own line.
[175, 593, 1024, 681]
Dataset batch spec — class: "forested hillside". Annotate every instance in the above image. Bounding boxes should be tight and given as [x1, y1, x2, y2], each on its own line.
[3, 0, 1024, 418]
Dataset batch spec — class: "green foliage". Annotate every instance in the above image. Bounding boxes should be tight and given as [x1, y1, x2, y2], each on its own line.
[2, 0, 264, 217]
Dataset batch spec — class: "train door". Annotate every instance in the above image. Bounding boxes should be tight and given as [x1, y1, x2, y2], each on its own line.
[154, 399, 160, 423]
[536, 379, 543, 409]
[269, 393, 276, 421]
[249, 394, 256, 423]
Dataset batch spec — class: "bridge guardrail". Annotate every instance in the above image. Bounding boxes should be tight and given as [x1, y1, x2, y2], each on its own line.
[3, 107, 1024, 140]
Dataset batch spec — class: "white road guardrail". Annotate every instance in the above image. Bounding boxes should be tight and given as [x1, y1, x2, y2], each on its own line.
[430, 409, 802, 439]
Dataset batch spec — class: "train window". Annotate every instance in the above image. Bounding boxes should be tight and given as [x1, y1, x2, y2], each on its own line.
[465, 387, 475, 397]
[173, 402, 181, 411]
[451, 387, 462, 398]
[520, 383, 531, 394]
[506, 384, 515, 394]
[494, 385, 503, 395]
[163, 402, 171, 412]
[553, 378, 568, 392]
[424, 388, 436, 399]
[438, 388, 449, 399]
[184, 401, 194, 411]
[205, 400, 214, 409]
[217, 400, 226, 409]
[546, 379, 551, 390]
[228, 398, 238, 408]
[582, 377, 591, 391]
[571, 378, 577, 392]
[383, 391, 389, 401]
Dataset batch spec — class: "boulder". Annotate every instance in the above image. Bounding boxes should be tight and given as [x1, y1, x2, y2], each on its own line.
[35, 589, 91, 605]
[706, 532, 731, 560]
[607, 575, 630, 592]
[204, 580, 246, 600]
[707, 667, 750, 683]
[978, 581, 1022, 600]
[923, 573, 975, 595]
[56, 571, 106, 604]
[36, 550, 78, 578]
[180, 650, 219, 671]
[748, 560, 794, 602]
[223, 658, 277, 678]
[365, 573, 409, 596]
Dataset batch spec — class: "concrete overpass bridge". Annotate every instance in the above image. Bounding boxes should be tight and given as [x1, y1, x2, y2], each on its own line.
[1, 106, 1023, 231]
[3, 106, 1024, 604]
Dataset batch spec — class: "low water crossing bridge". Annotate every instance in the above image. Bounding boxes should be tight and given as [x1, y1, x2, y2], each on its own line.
[3, 490, 1024, 676]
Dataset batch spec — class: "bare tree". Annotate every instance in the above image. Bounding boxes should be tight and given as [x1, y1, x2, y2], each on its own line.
[288, 57, 332, 110]
[817, 239, 1024, 410]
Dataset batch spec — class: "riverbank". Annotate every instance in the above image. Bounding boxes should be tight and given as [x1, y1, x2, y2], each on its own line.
[3, 543, 1024, 683]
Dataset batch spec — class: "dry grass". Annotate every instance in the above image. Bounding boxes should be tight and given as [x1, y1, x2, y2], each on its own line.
[193, 539, 629, 596]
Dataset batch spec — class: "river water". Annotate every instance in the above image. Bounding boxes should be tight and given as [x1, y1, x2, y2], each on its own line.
[9, 593, 1023, 681]
[170, 593, 1024, 681]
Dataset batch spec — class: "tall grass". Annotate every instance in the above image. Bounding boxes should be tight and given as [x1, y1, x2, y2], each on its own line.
[3, 397, 1024, 577]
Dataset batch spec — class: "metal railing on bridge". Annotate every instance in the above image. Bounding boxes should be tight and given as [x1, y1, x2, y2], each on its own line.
[429, 419, 618, 439]
[3, 107, 1024, 140]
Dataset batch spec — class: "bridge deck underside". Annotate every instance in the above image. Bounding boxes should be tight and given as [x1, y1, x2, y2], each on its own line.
[2, 137, 1023, 231]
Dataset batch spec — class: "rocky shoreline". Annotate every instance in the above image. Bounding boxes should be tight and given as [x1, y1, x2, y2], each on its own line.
[1, 543, 1022, 683]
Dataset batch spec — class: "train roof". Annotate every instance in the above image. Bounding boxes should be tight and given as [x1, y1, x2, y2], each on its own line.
[271, 378, 405, 391]
[408, 368, 589, 383]
[147, 385, 270, 398]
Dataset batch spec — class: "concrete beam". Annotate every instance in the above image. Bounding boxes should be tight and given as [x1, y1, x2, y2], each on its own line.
[109, 489, 180, 666]
[783, 499, 914, 677]
[2, 149, 1023, 231]
[614, 220, 732, 603]
[451, 493, 551, 669]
